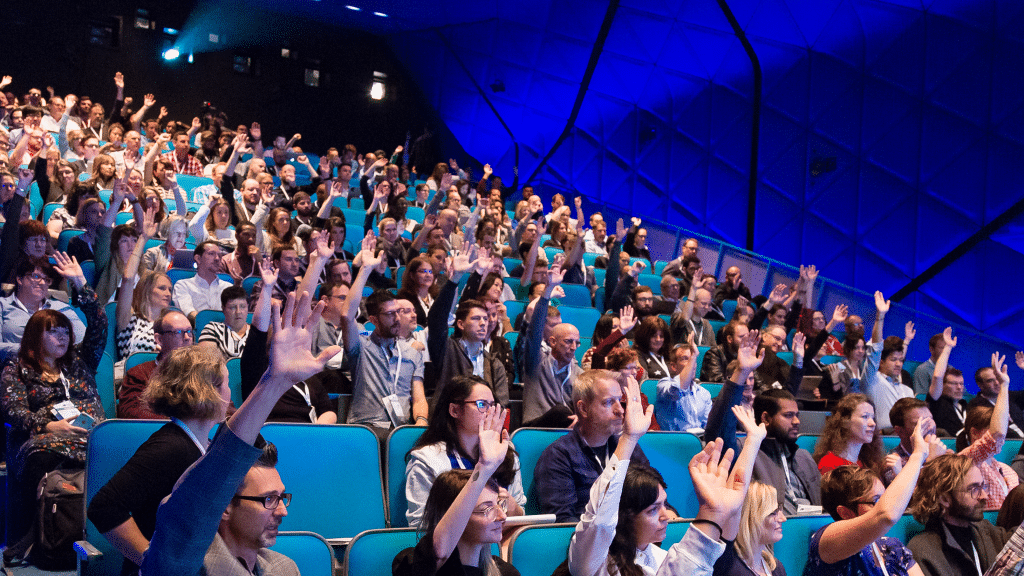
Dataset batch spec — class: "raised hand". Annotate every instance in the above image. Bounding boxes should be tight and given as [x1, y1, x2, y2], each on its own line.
[52, 252, 86, 287]
[911, 416, 935, 459]
[422, 214, 437, 231]
[361, 248, 384, 270]
[64, 94, 78, 110]
[143, 93, 156, 107]
[826, 362, 844, 383]
[689, 439, 745, 521]
[574, 196, 582, 210]
[477, 405, 510, 475]
[1016, 351, 1024, 371]
[483, 163, 492, 176]
[156, 132, 172, 146]
[942, 327, 957, 349]
[630, 217, 641, 228]
[874, 290, 890, 314]
[621, 376, 653, 440]
[884, 453, 903, 477]
[291, 133, 301, 142]
[312, 232, 334, 260]
[158, 106, 168, 118]
[268, 291, 337, 384]
[142, 206, 158, 238]
[629, 260, 646, 278]
[792, 331, 806, 359]
[258, 257, 279, 286]
[618, 305, 637, 334]
[249, 122, 261, 140]
[732, 405, 767, 442]
[393, 145, 403, 156]
[297, 154, 309, 165]
[547, 265, 566, 287]
[805, 264, 818, 283]
[994, 353, 1010, 386]
[448, 158, 459, 171]
[904, 321, 916, 342]
[360, 230, 377, 253]
[114, 71, 124, 89]
[439, 172, 453, 192]
[191, 117, 202, 130]
[328, 180, 345, 198]
[832, 303, 848, 324]
[0, 76, 11, 89]
[737, 330, 765, 371]
[768, 283, 788, 304]
[614, 218, 626, 240]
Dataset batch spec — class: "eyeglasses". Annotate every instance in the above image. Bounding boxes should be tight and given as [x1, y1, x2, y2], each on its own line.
[852, 495, 880, 507]
[235, 493, 292, 509]
[959, 484, 987, 499]
[23, 272, 52, 286]
[473, 498, 508, 519]
[462, 399, 500, 412]
[159, 329, 193, 337]
[1, 182, 16, 190]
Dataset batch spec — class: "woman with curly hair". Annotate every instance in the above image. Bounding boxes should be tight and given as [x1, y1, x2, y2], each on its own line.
[813, 393, 885, 475]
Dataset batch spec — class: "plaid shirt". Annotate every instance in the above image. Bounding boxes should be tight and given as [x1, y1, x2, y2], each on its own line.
[960, 430, 1020, 510]
[161, 151, 204, 176]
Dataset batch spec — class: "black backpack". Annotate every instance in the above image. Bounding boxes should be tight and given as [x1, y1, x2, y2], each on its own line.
[4, 468, 86, 571]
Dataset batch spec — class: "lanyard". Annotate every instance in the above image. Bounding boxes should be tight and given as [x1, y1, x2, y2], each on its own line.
[171, 417, 207, 455]
[553, 362, 572, 400]
[292, 383, 316, 423]
[648, 353, 669, 377]
[58, 372, 71, 399]
[870, 543, 890, 576]
[448, 451, 473, 470]
[382, 341, 403, 395]
[690, 319, 704, 346]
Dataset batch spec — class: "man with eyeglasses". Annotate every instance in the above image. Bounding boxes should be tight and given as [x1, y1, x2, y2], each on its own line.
[0, 259, 86, 362]
[907, 454, 1012, 576]
[117, 310, 196, 419]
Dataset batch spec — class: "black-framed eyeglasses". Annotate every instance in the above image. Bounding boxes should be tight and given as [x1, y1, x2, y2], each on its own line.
[235, 493, 292, 509]
[158, 329, 193, 337]
[462, 399, 499, 412]
[959, 484, 987, 499]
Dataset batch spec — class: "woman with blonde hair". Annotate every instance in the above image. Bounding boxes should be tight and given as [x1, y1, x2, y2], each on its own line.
[813, 393, 885, 475]
[87, 345, 232, 573]
[712, 482, 786, 575]
[116, 226, 172, 359]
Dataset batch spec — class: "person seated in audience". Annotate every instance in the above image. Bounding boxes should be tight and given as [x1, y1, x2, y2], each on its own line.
[171, 240, 233, 322]
[310, 280, 349, 373]
[4, 219, 59, 286]
[521, 266, 582, 426]
[954, 353, 1019, 510]
[821, 331, 867, 403]
[864, 291, 915, 430]
[118, 309, 195, 418]
[47, 160, 80, 204]
[197, 285, 250, 361]
[887, 398, 951, 469]
[140, 215, 187, 273]
[189, 193, 236, 248]
[653, 274, 683, 315]
[221, 221, 259, 281]
[580, 308, 633, 371]
[0, 253, 105, 547]
[161, 131, 203, 176]
[996, 484, 1024, 531]
[926, 328, 967, 436]
[405, 376, 526, 529]
[64, 195, 107, 263]
[139, 290, 335, 576]
[656, 335, 712, 433]
[426, 256, 509, 406]
[661, 237, 700, 278]
[608, 261, 655, 325]
[247, 246, 302, 311]
[702, 321, 749, 384]
[813, 393, 886, 476]
[622, 217, 653, 268]
[1, 259, 86, 362]
[968, 363, 1024, 438]
[535, 369, 652, 523]
[913, 331, 947, 396]
[259, 206, 304, 257]
[341, 246, 426, 437]
[46, 183, 98, 241]
[907, 454, 1012, 576]
[804, 417, 933, 575]
[90, 345, 232, 573]
[117, 227, 172, 360]
[396, 257, 438, 327]
[672, 271, 717, 348]
[95, 221, 141, 304]
[634, 316, 672, 381]
[89, 153, 117, 190]
[711, 480, 787, 576]
[394, 406, 518, 576]
[605, 347, 649, 390]
[751, 388, 823, 515]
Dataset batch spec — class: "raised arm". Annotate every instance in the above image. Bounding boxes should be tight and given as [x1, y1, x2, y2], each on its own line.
[817, 417, 933, 564]
[130, 94, 156, 132]
[339, 239, 379, 352]
[143, 133, 171, 185]
[871, 290, 889, 345]
[928, 327, 957, 401]
[166, 173, 187, 216]
[296, 233, 333, 302]
[116, 218, 152, 333]
[251, 258, 278, 332]
[681, 266, 705, 321]
[991, 353, 1011, 442]
[721, 406, 767, 539]
[520, 217, 545, 284]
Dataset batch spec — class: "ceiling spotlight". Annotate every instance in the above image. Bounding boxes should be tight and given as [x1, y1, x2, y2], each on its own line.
[374, 11, 388, 17]
[371, 71, 387, 100]
[162, 48, 180, 60]
[345, 5, 361, 10]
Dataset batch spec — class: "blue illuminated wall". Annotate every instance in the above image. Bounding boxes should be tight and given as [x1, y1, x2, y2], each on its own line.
[387, 0, 1024, 347]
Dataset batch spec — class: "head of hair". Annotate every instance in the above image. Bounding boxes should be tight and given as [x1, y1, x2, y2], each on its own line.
[722, 321, 744, 344]
[19, 219, 48, 246]
[365, 289, 397, 318]
[944, 367, 963, 381]
[998, 484, 1024, 531]
[74, 197, 103, 228]
[571, 369, 618, 413]
[267, 207, 293, 241]
[220, 285, 246, 307]
[452, 299, 488, 339]
[254, 441, 278, 468]
[590, 313, 617, 344]
[957, 405, 994, 451]
[15, 258, 52, 282]
[18, 309, 75, 372]
[682, 254, 701, 268]
[418, 469, 501, 572]
[605, 347, 639, 373]
[881, 335, 905, 362]
[889, 397, 927, 430]
[633, 316, 671, 358]
[194, 240, 220, 258]
[479, 273, 503, 298]
[400, 256, 434, 293]
[132, 271, 171, 318]
[142, 346, 226, 420]
[735, 482, 780, 571]
[821, 465, 880, 520]
[753, 389, 796, 423]
[909, 454, 976, 525]
[607, 466, 668, 576]
[813, 393, 884, 474]
[159, 215, 187, 240]
[842, 331, 866, 357]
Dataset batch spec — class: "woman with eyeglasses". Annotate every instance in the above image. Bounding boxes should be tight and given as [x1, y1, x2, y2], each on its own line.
[397, 256, 439, 327]
[711, 482, 786, 576]
[805, 418, 934, 576]
[88, 345, 232, 574]
[0, 253, 106, 545]
[405, 375, 525, 529]
[395, 404, 519, 576]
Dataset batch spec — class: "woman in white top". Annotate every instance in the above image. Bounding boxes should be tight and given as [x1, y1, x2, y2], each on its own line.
[189, 193, 236, 248]
[568, 377, 766, 576]
[405, 375, 526, 529]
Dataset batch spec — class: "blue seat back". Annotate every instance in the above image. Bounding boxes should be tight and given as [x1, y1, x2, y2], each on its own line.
[269, 532, 333, 576]
[773, 514, 833, 576]
[405, 206, 425, 223]
[195, 309, 224, 336]
[702, 383, 722, 398]
[558, 306, 601, 332]
[776, 351, 794, 365]
[95, 352, 116, 419]
[637, 432, 703, 517]
[504, 300, 526, 325]
[796, 434, 819, 454]
[641, 379, 658, 407]
[508, 428, 570, 515]
[41, 202, 63, 223]
[104, 301, 118, 359]
[344, 528, 418, 576]
[81, 259, 96, 285]
[226, 357, 243, 407]
[57, 228, 85, 252]
[695, 346, 711, 375]
[820, 355, 844, 365]
[560, 283, 591, 307]
[84, 420, 166, 576]
[259, 423, 386, 539]
[507, 523, 575, 576]
[242, 276, 260, 296]
[125, 352, 158, 372]
[722, 299, 738, 319]
[167, 267, 196, 284]
[999, 438, 1024, 465]
[637, 273, 662, 295]
[385, 425, 426, 528]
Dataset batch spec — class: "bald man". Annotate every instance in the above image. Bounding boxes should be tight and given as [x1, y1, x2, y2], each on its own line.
[522, 267, 582, 425]
[713, 265, 753, 307]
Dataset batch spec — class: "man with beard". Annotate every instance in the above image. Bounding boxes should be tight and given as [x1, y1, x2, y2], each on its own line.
[700, 321, 748, 383]
[750, 389, 822, 514]
[907, 454, 1012, 576]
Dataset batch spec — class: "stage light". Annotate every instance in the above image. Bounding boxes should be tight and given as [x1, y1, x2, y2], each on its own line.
[374, 12, 388, 17]
[188, 53, 194, 63]
[345, 5, 361, 11]
[162, 48, 180, 60]
[371, 71, 387, 100]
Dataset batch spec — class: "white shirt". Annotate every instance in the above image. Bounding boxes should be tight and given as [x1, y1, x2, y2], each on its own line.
[172, 274, 233, 317]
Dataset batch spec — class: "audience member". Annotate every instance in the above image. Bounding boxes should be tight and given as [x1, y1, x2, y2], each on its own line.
[0, 259, 86, 362]
[656, 336, 712, 433]
[197, 285, 251, 360]
[752, 388, 823, 514]
[118, 309, 195, 418]
[925, 327, 967, 436]
[863, 291, 914, 430]
[172, 240, 233, 321]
